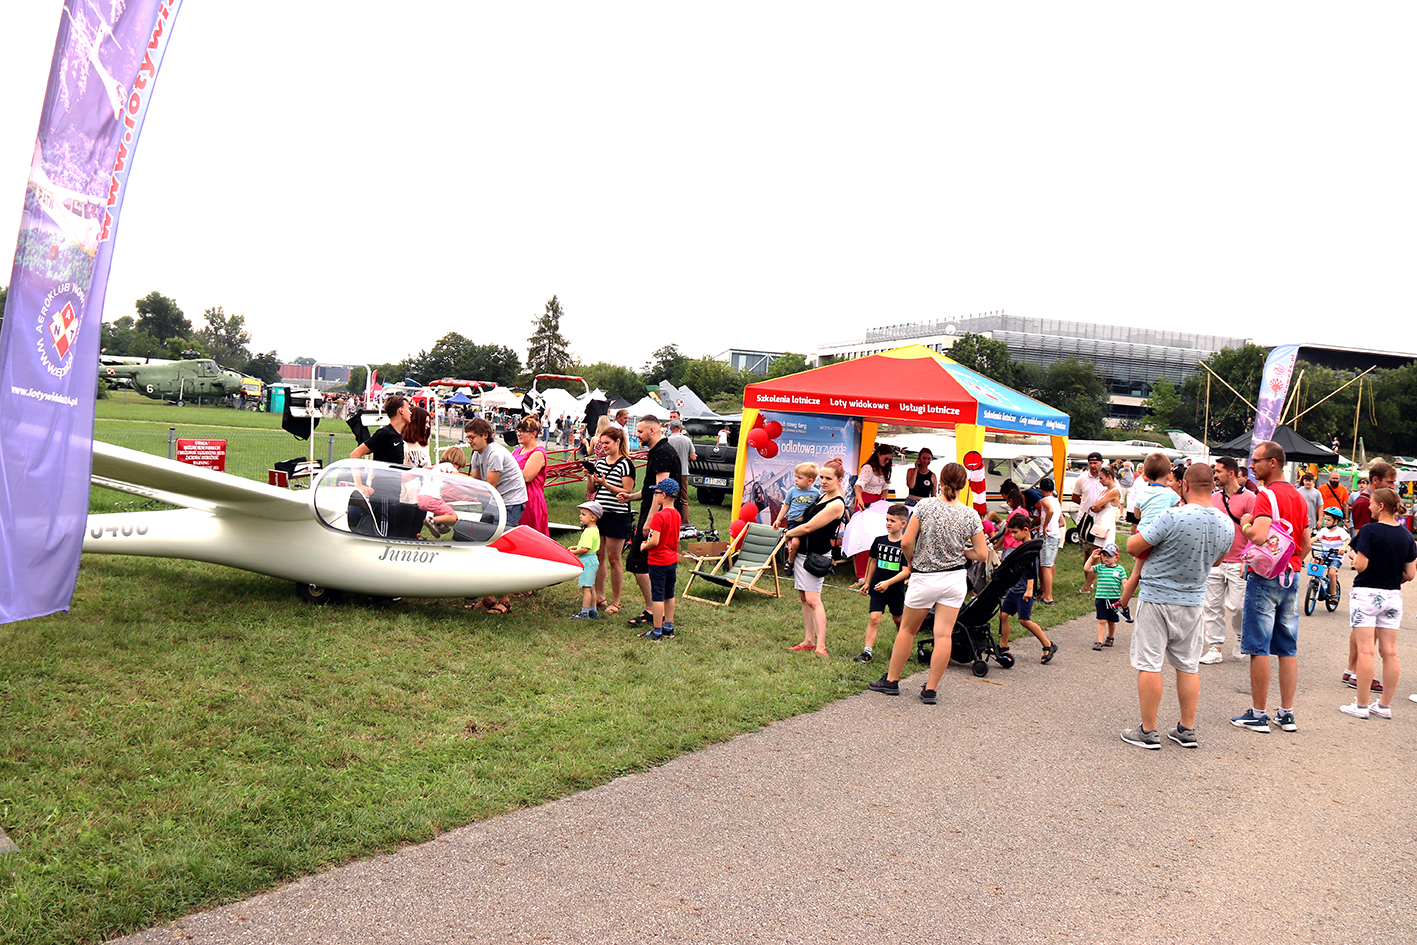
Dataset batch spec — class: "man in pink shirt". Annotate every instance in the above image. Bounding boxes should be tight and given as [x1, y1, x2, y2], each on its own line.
[1199, 456, 1254, 665]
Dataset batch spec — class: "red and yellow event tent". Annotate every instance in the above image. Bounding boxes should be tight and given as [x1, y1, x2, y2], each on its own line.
[733, 344, 1072, 511]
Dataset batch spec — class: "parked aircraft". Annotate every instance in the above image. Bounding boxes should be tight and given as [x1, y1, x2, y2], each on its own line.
[100, 357, 244, 402]
[85, 442, 583, 603]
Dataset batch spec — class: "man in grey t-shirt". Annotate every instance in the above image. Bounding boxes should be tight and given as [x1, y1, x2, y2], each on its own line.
[464, 417, 528, 527]
[666, 419, 696, 523]
[1120, 464, 1233, 750]
[1296, 473, 1322, 533]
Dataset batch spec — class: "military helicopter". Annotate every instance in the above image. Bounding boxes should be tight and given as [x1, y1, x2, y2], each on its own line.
[99, 356, 245, 403]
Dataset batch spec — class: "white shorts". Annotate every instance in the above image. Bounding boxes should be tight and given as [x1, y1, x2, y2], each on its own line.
[904, 568, 967, 611]
[1350, 587, 1404, 631]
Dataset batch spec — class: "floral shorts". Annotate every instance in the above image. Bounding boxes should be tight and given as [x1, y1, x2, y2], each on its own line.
[1350, 587, 1404, 631]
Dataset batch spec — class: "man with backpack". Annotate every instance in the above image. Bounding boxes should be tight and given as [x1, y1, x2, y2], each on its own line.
[1232, 440, 1312, 734]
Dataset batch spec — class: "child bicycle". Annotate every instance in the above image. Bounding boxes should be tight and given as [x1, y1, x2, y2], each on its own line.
[1303, 549, 1344, 616]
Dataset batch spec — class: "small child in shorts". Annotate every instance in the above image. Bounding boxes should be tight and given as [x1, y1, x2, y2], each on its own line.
[774, 462, 822, 569]
[568, 500, 603, 619]
[415, 446, 469, 536]
[1315, 506, 1350, 596]
[640, 479, 682, 640]
[1086, 542, 1129, 650]
[852, 504, 911, 663]
[998, 513, 1057, 664]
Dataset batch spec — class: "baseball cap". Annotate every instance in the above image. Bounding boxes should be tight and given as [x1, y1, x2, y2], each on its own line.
[652, 478, 680, 497]
[1102, 542, 1119, 557]
[577, 500, 604, 518]
[1087, 451, 1104, 462]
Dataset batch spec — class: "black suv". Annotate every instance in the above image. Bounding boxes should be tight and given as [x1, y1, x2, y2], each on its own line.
[689, 444, 736, 505]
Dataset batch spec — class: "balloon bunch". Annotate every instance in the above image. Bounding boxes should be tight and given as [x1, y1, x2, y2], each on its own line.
[962, 450, 989, 518]
[744, 415, 784, 459]
[729, 498, 760, 539]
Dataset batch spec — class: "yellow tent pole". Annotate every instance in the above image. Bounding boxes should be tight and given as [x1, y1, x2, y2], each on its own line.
[955, 423, 986, 507]
[731, 408, 758, 514]
[1051, 435, 1069, 495]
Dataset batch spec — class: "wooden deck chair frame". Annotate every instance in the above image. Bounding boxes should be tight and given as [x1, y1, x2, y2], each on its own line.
[683, 522, 787, 606]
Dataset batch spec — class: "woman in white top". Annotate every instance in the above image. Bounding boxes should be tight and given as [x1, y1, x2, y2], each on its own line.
[868, 463, 989, 703]
[1037, 476, 1064, 605]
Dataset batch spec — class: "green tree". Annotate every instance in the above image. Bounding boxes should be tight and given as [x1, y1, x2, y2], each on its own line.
[1177, 344, 1269, 444]
[678, 356, 749, 401]
[1034, 356, 1107, 439]
[1142, 376, 1183, 431]
[134, 291, 190, 346]
[766, 352, 809, 379]
[291, 356, 318, 366]
[577, 361, 646, 402]
[526, 295, 572, 375]
[642, 344, 689, 385]
[243, 351, 282, 384]
[195, 306, 253, 369]
[944, 333, 1019, 387]
[0, 284, 7, 335]
[405, 332, 521, 386]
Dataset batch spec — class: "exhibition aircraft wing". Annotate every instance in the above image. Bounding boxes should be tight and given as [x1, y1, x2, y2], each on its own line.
[85, 442, 583, 603]
[99, 357, 245, 401]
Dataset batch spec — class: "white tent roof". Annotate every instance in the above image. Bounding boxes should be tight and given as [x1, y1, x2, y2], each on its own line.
[540, 387, 584, 421]
[478, 385, 522, 409]
[626, 395, 672, 419]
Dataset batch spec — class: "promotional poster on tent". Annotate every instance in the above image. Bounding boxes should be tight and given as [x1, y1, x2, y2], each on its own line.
[740, 412, 860, 525]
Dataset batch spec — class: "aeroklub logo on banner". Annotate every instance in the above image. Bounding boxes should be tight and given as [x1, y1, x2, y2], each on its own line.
[36, 283, 86, 378]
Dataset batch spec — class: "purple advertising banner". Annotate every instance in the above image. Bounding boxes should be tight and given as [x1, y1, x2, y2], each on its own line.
[0, 0, 182, 624]
[740, 412, 860, 526]
[1248, 343, 1300, 465]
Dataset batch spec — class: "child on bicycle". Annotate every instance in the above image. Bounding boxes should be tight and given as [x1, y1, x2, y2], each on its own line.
[1315, 505, 1350, 599]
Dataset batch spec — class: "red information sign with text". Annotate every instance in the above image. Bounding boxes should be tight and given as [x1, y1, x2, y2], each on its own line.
[175, 439, 227, 472]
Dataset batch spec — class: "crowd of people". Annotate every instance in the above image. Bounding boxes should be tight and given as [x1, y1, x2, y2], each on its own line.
[346, 396, 1417, 740]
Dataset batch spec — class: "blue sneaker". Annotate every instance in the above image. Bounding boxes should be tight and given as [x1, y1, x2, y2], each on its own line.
[1274, 708, 1297, 732]
[639, 628, 663, 639]
[1230, 708, 1271, 733]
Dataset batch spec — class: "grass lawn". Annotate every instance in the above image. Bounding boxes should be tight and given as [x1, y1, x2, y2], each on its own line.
[1, 432, 1121, 944]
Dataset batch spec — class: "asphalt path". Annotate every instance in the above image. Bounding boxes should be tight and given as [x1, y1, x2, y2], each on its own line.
[113, 569, 1417, 945]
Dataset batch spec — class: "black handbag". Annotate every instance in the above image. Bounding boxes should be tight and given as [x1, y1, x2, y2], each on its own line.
[802, 552, 835, 577]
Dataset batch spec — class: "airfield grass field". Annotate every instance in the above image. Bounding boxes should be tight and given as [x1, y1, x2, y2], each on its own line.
[1, 403, 1112, 945]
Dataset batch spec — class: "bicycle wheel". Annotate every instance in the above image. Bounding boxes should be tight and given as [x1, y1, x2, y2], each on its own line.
[1326, 577, 1341, 612]
[1304, 578, 1318, 616]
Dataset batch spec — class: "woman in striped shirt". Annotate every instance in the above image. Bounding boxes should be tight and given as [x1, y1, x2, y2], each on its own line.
[590, 426, 636, 616]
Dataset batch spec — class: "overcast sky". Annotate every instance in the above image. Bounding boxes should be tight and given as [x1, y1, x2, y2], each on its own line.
[2, 2, 1414, 375]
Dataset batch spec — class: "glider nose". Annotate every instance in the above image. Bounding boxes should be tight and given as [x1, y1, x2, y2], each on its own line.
[490, 526, 583, 568]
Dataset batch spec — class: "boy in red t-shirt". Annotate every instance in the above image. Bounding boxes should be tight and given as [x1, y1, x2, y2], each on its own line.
[639, 478, 682, 640]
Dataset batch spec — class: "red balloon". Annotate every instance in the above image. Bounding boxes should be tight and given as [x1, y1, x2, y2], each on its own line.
[746, 428, 769, 449]
[757, 440, 780, 459]
[729, 519, 747, 538]
[763, 420, 783, 439]
[752, 414, 766, 429]
[739, 502, 759, 522]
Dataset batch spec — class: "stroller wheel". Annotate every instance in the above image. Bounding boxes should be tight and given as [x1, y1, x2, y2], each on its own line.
[916, 641, 933, 664]
[996, 651, 1015, 669]
[972, 659, 989, 678]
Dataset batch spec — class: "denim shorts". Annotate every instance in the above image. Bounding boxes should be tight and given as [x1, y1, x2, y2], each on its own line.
[1240, 570, 1300, 657]
[1040, 534, 1060, 567]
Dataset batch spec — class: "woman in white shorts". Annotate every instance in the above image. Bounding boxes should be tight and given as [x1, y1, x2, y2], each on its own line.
[1342, 488, 1417, 719]
[784, 462, 847, 657]
[868, 463, 988, 703]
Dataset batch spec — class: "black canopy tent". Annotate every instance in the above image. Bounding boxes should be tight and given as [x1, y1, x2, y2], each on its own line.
[1212, 424, 1340, 466]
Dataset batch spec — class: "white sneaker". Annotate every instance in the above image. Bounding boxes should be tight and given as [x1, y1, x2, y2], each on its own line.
[1232, 640, 1244, 660]
[1198, 647, 1223, 665]
[1340, 700, 1370, 719]
[1410, 693, 1417, 704]
[1369, 701, 1393, 719]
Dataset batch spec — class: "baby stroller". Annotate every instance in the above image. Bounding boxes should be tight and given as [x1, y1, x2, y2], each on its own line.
[914, 538, 1043, 677]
